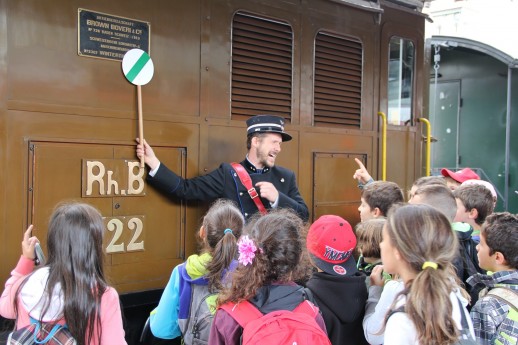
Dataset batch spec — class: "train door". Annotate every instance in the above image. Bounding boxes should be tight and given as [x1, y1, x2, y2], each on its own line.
[429, 80, 461, 170]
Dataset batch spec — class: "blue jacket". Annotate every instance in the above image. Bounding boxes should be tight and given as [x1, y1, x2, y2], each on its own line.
[150, 253, 237, 340]
[150, 253, 211, 339]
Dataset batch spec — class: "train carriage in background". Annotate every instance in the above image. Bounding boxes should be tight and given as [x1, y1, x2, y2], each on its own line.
[0, 0, 428, 342]
[426, 36, 518, 213]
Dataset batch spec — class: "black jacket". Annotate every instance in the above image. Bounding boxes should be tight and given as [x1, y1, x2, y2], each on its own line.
[306, 272, 369, 345]
[148, 158, 309, 221]
[452, 222, 485, 307]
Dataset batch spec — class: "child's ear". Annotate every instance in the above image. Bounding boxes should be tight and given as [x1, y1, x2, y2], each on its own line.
[393, 247, 403, 261]
[468, 208, 479, 220]
[199, 226, 206, 239]
[494, 251, 508, 266]
[373, 207, 382, 217]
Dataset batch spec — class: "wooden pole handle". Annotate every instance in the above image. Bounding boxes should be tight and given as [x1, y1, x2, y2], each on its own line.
[137, 85, 144, 168]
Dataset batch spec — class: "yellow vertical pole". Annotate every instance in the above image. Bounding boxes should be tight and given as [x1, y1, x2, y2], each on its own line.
[377, 112, 387, 181]
[418, 118, 431, 176]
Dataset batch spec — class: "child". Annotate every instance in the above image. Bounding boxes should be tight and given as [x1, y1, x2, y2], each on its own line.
[361, 219, 403, 345]
[453, 184, 494, 242]
[409, 183, 484, 301]
[209, 209, 328, 344]
[461, 179, 498, 210]
[305, 215, 369, 345]
[407, 175, 446, 200]
[467, 212, 518, 345]
[441, 167, 480, 191]
[408, 183, 457, 221]
[0, 202, 126, 345]
[355, 218, 385, 276]
[358, 181, 404, 222]
[149, 199, 244, 343]
[368, 204, 474, 345]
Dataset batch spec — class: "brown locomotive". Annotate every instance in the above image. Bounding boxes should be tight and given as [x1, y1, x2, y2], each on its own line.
[0, 0, 428, 341]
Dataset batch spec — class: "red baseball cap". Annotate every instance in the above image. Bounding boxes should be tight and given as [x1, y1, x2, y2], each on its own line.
[306, 215, 357, 276]
[441, 168, 480, 183]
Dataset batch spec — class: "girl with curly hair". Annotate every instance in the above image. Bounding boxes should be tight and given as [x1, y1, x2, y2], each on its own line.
[209, 209, 326, 344]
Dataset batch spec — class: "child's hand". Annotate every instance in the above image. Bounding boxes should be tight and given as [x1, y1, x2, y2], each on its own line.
[353, 158, 373, 184]
[22, 225, 39, 261]
[370, 265, 385, 287]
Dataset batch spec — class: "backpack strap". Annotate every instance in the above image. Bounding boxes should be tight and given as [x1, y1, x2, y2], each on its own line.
[455, 298, 478, 342]
[386, 306, 405, 321]
[487, 287, 518, 310]
[29, 318, 68, 344]
[293, 300, 319, 318]
[302, 287, 319, 308]
[230, 163, 267, 215]
[220, 301, 263, 328]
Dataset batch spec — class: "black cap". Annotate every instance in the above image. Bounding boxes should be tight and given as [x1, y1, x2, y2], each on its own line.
[246, 115, 292, 142]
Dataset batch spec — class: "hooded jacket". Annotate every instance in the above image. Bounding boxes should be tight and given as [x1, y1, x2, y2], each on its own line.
[452, 222, 485, 302]
[0, 255, 126, 345]
[209, 283, 327, 345]
[150, 253, 211, 339]
[150, 253, 237, 340]
[306, 272, 369, 345]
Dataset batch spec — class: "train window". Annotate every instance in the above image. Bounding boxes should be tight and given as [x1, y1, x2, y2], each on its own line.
[231, 12, 293, 123]
[387, 37, 414, 126]
[314, 32, 362, 128]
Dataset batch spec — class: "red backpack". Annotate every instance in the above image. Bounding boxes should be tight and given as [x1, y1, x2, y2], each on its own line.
[219, 300, 331, 345]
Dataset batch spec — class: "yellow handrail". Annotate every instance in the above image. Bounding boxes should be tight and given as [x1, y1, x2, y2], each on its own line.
[377, 112, 387, 181]
[418, 118, 431, 177]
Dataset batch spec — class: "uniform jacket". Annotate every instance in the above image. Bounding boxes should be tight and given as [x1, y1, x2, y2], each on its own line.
[208, 283, 327, 345]
[148, 158, 309, 221]
[306, 272, 369, 345]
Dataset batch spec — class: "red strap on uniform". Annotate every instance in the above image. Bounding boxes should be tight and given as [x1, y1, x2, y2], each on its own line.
[230, 162, 268, 215]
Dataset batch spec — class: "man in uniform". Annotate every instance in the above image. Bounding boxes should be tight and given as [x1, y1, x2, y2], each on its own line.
[136, 115, 309, 221]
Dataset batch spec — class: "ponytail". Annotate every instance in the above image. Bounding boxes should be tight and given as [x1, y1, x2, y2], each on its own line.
[206, 231, 237, 291]
[201, 199, 244, 291]
[405, 266, 459, 344]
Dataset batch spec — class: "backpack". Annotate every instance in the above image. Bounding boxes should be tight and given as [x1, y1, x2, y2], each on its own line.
[178, 283, 218, 345]
[485, 287, 518, 345]
[7, 318, 76, 345]
[387, 298, 477, 345]
[220, 300, 331, 345]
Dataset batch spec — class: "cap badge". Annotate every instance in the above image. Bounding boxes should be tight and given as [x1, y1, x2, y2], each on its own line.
[333, 265, 347, 275]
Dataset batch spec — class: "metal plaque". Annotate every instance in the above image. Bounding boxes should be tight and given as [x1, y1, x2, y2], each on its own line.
[78, 8, 150, 61]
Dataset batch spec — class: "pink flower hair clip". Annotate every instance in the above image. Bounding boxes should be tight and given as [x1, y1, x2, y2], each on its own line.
[237, 235, 262, 266]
